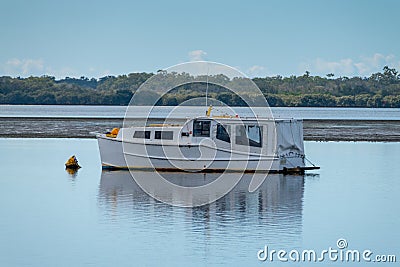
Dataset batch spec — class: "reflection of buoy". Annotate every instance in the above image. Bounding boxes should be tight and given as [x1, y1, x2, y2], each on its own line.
[65, 155, 81, 169]
[66, 167, 78, 176]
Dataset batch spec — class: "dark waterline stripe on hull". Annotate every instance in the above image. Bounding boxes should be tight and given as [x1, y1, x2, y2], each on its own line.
[101, 165, 319, 174]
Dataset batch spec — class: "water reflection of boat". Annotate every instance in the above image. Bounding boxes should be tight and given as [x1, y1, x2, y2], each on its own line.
[98, 171, 305, 228]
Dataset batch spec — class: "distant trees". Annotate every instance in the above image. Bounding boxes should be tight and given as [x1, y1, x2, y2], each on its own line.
[0, 66, 400, 107]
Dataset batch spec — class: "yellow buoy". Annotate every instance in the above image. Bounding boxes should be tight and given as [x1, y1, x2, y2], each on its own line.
[65, 155, 81, 169]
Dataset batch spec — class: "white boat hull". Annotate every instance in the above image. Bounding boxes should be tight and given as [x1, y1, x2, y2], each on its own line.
[97, 135, 306, 172]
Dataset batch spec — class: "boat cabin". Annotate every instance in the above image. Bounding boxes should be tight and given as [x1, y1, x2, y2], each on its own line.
[121, 117, 282, 156]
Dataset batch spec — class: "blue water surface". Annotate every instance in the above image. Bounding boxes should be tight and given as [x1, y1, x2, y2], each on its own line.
[0, 139, 398, 266]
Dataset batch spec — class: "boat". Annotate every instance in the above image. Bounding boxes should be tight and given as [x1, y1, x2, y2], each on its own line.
[95, 107, 319, 174]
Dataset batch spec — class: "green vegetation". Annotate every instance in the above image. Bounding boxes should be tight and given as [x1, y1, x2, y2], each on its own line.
[1, 66, 400, 107]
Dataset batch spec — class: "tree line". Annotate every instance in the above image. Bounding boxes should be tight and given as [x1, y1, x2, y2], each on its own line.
[0, 66, 400, 107]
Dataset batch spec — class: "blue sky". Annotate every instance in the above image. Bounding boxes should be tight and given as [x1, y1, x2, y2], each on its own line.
[1, 0, 399, 78]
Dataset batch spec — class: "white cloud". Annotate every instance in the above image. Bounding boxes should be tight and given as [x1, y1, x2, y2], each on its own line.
[246, 65, 267, 77]
[3, 58, 44, 76]
[300, 53, 400, 77]
[1, 58, 81, 78]
[87, 67, 112, 78]
[354, 53, 397, 75]
[188, 50, 207, 61]
[45, 66, 79, 78]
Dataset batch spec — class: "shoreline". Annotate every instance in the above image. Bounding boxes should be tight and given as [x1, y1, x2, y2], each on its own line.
[1, 117, 400, 142]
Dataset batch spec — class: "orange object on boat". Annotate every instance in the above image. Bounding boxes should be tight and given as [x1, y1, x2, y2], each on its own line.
[111, 128, 119, 135]
[106, 128, 119, 138]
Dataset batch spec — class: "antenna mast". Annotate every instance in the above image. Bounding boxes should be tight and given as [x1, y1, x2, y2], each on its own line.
[205, 67, 209, 107]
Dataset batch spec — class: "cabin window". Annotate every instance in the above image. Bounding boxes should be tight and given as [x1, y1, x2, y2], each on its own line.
[247, 125, 262, 147]
[216, 124, 230, 143]
[235, 125, 262, 147]
[193, 120, 211, 137]
[155, 131, 173, 140]
[133, 130, 150, 139]
[236, 125, 248, 146]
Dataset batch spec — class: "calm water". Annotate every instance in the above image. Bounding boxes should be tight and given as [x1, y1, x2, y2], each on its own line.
[0, 139, 399, 266]
[1, 105, 400, 120]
